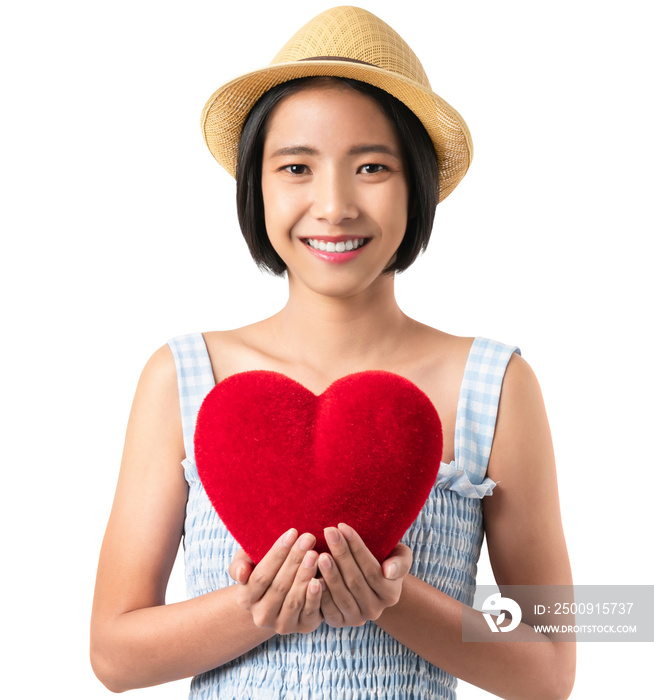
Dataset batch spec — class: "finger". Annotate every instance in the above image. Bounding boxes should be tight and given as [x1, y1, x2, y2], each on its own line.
[336, 523, 386, 590]
[280, 550, 323, 633]
[324, 527, 378, 612]
[301, 577, 324, 628]
[272, 532, 317, 593]
[248, 532, 317, 623]
[381, 543, 413, 581]
[228, 549, 255, 584]
[319, 584, 345, 628]
[278, 549, 319, 626]
[318, 550, 361, 623]
[237, 560, 255, 585]
[242, 528, 298, 600]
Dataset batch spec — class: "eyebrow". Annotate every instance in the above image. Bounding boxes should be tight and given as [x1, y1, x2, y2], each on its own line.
[270, 146, 318, 157]
[269, 144, 401, 158]
[348, 144, 401, 158]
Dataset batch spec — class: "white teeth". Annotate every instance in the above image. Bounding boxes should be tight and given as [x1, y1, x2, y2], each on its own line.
[307, 238, 367, 252]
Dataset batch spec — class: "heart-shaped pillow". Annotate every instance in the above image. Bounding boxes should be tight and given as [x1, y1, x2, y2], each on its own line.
[194, 370, 442, 564]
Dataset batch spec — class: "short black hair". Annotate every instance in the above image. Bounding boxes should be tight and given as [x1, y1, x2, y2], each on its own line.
[236, 76, 439, 276]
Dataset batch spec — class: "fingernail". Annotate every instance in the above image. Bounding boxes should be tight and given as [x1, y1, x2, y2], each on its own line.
[303, 551, 318, 568]
[309, 578, 321, 594]
[324, 527, 340, 545]
[298, 533, 316, 551]
[386, 562, 398, 579]
[338, 523, 354, 541]
[281, 528, 297, 546]
[319, 553, 333, 571]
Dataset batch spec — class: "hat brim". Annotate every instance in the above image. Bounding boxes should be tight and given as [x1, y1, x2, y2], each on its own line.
[202, 60, 473, 202]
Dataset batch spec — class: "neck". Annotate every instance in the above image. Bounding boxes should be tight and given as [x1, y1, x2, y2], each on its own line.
[268, 273, 411, 376]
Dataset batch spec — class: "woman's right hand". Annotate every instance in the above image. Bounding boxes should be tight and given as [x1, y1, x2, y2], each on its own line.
[227, 529, 324, 635]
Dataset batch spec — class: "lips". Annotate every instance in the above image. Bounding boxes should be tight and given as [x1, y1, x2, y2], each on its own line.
[302, 236, 371, 262]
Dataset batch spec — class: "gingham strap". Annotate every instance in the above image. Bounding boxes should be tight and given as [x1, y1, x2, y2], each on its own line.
[167, 333, 215, 459]
[454, 337, 521, 485]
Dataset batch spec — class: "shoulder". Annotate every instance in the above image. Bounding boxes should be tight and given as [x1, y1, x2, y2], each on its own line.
[138, 344, 179, 396]
[498, 352, 547, 426]
[391, 325, 473, 388]
[128, 345, 183, 440]
[201, 324, 281, 380]
[402, 322, 474, 369]
[488, 351, 553, 482]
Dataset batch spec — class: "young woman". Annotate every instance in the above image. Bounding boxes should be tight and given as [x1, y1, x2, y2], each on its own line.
[91, 7, 575, 699]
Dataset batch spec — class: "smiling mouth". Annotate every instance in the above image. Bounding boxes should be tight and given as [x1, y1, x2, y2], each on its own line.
[304, 238, 370, 253]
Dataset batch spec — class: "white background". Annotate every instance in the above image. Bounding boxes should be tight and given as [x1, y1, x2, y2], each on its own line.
[2, 0, 652, 697]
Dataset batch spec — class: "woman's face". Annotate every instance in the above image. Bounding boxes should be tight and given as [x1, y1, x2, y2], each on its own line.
[260, 83, 409, 300]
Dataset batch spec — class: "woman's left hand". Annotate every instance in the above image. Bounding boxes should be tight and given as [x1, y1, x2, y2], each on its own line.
[318, 523, 412, 628]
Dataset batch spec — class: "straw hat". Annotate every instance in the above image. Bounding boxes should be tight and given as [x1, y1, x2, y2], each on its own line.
[201, 6, 473, 202]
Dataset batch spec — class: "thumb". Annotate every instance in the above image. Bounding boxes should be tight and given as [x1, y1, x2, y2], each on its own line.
[229, 549, 255, 584]
[382, 543, 412, 580]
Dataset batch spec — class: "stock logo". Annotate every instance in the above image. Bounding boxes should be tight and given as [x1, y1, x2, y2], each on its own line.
[481, 592, 522, 633]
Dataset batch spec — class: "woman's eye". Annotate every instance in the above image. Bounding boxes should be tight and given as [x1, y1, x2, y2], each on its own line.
[360, 163, 387, 174]
[283, 164, 309, 175]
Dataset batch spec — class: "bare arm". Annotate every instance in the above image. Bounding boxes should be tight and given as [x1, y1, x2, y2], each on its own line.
[90, 347, 324, 692]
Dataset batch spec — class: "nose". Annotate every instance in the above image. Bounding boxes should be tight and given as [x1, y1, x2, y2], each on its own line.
[310, 168, 359, 225]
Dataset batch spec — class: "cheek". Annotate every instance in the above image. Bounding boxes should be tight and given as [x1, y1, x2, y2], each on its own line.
[383, 184, 410, 240]
[262, 182, 303, 237]
[261, 183, 286, 248]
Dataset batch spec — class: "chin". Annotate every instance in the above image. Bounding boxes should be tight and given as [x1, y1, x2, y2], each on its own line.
[290, 270, 391, 301]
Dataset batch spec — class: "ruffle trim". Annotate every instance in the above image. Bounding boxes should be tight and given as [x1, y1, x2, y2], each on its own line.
[182, 457, 200, 483]
[183, 457, 496, 499]
[435, 460, 497, 499]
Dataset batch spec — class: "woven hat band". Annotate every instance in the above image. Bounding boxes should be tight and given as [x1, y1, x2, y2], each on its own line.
[300, 56, 377, 67]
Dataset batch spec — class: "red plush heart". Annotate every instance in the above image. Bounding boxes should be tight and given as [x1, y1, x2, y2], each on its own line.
[194, 370, 442, 564]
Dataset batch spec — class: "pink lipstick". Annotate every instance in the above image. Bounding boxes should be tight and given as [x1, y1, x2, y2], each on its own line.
[303, 236, 370, 263]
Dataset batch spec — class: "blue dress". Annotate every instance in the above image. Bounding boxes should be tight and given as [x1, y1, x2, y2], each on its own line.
[167, 333, 520, 699]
